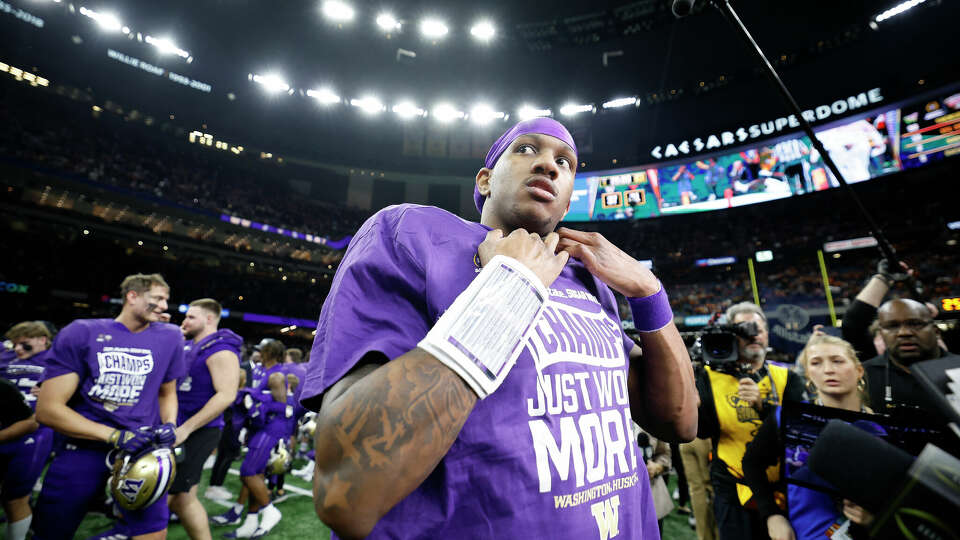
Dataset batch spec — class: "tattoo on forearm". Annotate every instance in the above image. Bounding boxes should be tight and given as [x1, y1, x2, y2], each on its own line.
[318, 353, 476, 511]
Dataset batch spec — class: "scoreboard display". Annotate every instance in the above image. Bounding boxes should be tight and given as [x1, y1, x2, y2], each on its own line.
[563, 81, 960, 223]
[898, 89, 960, 169]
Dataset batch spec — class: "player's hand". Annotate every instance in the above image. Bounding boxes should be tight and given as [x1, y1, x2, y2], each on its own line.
[766, 515, 796, 540]
[842, 500, 874, 526]
[556, 227, 659, 298]
[645, 461, 661, 480]
[478, 229, 568, 289]
[109, 427, 154, 454]
[152, 422, 177, 448]
[737, 378, 762, 409]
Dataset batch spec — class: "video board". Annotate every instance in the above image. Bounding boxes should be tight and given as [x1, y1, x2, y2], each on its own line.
[564, 83, 960, 222]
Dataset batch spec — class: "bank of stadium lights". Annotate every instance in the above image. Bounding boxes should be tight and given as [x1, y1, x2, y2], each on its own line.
[469, 104, 506, 125]
[470, 20, 495, 42]
[321, 1, 355, 22]
[144, 35, 191, 61]
[420, 18, 448, 39]
[560, 103, 595, 116]
[873, 0, 928, 24]
[432, 103, 464, 123]
[392, 101, 426, 119]
[376, 13, 401, 32]
[78, 6, 122, 32]
[0, 62, 50, 87]
[188, 131, 243, 155]
[350, 96, 385, 114]
[518, 105, 552, 120]
[307, 87, 340, 105]
[249, 73, 292, 94]
[602, 97, 637, 109]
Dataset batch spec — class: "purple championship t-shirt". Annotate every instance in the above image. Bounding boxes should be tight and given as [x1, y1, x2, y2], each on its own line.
[251, 362, 291, 437]
[178, 328, 243, 428]
[302, 204, 660, 539]
[0, 349, 51, 411]
[45, 319, 186, 431]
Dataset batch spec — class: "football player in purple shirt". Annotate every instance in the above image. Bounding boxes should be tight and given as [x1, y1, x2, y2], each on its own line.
[34, 273, 186, 540]
[302, 118, 698, 539]
[169, 298, 241, 540]
[219, 338, 288, 538]
[0, 321, 54, 540]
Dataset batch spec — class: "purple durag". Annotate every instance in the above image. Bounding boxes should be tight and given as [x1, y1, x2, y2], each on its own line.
[475, 118, 577, 212]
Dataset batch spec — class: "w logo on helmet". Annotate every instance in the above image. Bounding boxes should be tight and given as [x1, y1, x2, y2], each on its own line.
[118, 478, 145, 503]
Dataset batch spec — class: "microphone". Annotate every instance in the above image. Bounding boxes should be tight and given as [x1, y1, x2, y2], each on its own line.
[809, 420, 960, 539]
[672, 0, 699, 18]
[808, 420, 913, 512]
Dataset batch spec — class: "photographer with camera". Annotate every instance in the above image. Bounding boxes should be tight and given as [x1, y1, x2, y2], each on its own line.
[695, 302, 805, 540]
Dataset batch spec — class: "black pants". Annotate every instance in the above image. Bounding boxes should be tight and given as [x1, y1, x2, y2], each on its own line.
[210, 419, 242, 487]
[711, 464, 766, 540]
[671, 442, 690, 507]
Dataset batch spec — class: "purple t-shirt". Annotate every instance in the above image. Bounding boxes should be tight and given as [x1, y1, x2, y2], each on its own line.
[178, 328, 243, 428]
[45, 319, 186, 431]
[302, 204, 660, 539]
[0, 349, 50, 411]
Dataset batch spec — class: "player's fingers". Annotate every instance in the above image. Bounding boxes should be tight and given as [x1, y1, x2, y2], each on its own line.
[484, 228, 504, 242]
[543, 232, 560, 253]
[556, 227, 594, 244]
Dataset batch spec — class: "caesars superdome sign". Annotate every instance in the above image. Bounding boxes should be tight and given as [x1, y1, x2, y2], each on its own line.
[650, 88, 884, 160]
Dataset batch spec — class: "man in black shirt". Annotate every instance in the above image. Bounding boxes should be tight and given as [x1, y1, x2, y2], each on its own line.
[863, 298, 957, 415]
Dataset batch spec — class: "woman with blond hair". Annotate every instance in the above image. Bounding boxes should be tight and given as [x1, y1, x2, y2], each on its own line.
[742, 335, 874, 540]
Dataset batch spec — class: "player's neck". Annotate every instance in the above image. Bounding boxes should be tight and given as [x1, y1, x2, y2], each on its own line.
[115, 309, 149, 333]
[192, 326, 216, 343]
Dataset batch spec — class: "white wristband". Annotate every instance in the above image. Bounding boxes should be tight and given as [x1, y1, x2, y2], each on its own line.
[418, 255, 548, 399]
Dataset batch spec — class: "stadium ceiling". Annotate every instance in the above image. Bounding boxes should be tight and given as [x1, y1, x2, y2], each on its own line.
[6, 0, 940, 110]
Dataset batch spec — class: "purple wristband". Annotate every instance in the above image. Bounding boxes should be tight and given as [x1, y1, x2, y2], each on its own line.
[627, 284, 674, 333]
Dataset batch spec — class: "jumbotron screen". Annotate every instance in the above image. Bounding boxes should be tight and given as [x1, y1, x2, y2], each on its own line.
[564, 84, 960, 222]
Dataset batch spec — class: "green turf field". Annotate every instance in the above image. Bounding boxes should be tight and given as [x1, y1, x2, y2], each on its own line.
[70, 458, 698, 539]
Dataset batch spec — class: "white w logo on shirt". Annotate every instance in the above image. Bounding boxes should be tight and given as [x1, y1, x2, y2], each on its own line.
[590, 494, 621, 540]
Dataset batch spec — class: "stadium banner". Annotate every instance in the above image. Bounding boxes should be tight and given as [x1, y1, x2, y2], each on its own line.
[564, 81, 960, 222]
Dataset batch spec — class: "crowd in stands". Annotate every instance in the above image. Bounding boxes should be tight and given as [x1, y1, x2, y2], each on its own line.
[0, 83, 370, 240]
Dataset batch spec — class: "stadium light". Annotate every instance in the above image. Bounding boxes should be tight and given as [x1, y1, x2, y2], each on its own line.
[420, 18, 448, 39]
[392, 101, 426, 119]
[560, 103, 594, 116]
[518, 105, 551, 120]
[322, 1, 355, 22]
[307, 87, 340, 104]
[376, 13, 401, 32]
[874, 0, 927, 23]
[432, 103, 464, 123]
[249, 73, 290, 93]
[145, 35, 190, 59]
[470, 20, 495, 42]
[602, 97, 637, 109]
[350, 95, 385, 114]
[470, 104, 505, 125]
[79, 7, 122, 32]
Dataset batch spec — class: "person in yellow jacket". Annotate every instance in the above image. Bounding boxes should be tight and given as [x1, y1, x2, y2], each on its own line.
[695, 302, 805, 540]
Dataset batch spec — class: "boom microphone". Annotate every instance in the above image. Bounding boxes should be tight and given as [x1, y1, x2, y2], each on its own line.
[807, 420, 912, 512]
[809, 420, 960, 539]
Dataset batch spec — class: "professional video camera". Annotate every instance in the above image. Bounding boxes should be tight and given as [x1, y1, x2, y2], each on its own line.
[688, 320, 760, 378]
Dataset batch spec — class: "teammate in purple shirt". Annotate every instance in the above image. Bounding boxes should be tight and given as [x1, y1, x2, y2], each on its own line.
[302, 118, 698, 539]
[169, 298, 241, 540]
[219, 338, 288, 538]
[0, 321, 53, 540]
[34, 273, 186, 540]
